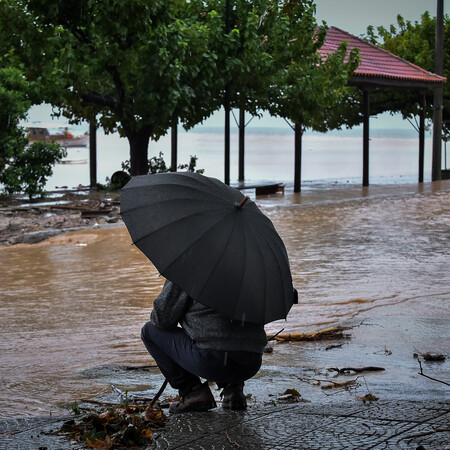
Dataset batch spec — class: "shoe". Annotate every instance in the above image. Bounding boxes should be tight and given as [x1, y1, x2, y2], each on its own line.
[169, 382, 217, 414]
[221, 383, 247, 410]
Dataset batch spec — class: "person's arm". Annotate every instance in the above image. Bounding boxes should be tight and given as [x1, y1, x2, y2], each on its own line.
[150, 280, 191, 330]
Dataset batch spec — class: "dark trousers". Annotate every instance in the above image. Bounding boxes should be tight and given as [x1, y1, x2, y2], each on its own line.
[141, 321, 262, 397]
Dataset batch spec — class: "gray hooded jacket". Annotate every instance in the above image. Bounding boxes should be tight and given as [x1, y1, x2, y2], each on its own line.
[150, 280, 268, 354]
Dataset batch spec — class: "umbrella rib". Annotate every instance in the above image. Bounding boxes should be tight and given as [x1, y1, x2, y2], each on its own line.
[251, 220, 291, 321]
[120, 183, 239, 215]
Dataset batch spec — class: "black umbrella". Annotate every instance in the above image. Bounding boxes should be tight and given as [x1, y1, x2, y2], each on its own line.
[120, 172, 295, 324]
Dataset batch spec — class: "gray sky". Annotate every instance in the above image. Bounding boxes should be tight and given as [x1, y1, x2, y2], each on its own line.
[315, 0, 449, 36]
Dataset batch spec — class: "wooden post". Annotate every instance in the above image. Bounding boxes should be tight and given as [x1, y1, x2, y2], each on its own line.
[238, 108, 245, 182]
[171, 122, 178, 172]
[419, 93, 426, 183]
[294, 123, 303, 193]
[89, 120, 97, 188]
[363, 89, 370, 187]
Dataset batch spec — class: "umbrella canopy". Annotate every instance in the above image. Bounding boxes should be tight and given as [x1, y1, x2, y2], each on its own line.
[120, 172, 295, 324]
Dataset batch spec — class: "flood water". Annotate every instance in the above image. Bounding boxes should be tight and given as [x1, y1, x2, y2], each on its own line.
[1, 181, 449, 417]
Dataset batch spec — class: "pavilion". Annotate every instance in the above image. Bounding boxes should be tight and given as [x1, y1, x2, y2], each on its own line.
[312, 26, 446, 192]
[162, 27, 447, 193]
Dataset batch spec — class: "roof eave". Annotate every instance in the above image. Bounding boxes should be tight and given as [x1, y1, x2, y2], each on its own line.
[349, 75, 446, 90]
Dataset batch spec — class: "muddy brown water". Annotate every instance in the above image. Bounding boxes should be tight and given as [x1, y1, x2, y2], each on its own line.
[1, 181, 449, 417]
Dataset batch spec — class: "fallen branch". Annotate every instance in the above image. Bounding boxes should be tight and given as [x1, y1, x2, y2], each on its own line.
[321, 379, 359, 390]
[418, 360, 450, 387]
[272, 327, 351, 342]
[124, 364, 159, 370]
[145, 379, 169, 420]
[328, 366, 385, 374]
[298, 376, 359, 390]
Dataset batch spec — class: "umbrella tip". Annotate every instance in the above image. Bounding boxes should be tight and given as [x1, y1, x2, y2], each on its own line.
[236, 196, 250, 209]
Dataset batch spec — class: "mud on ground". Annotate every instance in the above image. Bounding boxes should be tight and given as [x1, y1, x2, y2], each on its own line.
[0, 189, 122, 246]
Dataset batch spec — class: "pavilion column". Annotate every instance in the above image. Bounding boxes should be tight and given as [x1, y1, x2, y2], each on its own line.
[362, 89, 370, 187]
[238, 108, 245, 182]
[171, 122, 178, 172]
[419, 93, 426, 183]
[294, 123, 303, 193]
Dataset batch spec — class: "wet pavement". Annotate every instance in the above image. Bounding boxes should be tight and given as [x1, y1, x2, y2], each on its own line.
[1, 397, 448, 449]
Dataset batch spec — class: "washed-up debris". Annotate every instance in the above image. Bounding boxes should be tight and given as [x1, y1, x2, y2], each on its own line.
[271, 327, 351, 343]
[328, 366, 385, 374]
[356, 393, 379, 403]
[422, 353, 446, 362]
[325, 344, 343, 351]
[277, 388, 302, 403]
[374, 347, 392, 356]
[321, 378, 359, 390]
[58, 404, 166, 448]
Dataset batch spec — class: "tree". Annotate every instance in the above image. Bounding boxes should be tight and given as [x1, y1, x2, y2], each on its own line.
[0, 0, 228, 176]
[0, 67, 66, 198]
[263, 4, 360, 131]
[365, 12, 450, 137]
[256, 2, 360, 191]
[1, 0, 361, 180]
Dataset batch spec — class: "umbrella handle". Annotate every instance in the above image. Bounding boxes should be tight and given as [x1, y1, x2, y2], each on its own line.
[237, 196, 250, 209]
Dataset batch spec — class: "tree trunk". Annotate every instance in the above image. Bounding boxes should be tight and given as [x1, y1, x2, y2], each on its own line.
[127, 128, 152, 176]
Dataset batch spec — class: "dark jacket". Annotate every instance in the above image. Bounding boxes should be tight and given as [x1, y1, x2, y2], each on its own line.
[150, 280, 268, 353]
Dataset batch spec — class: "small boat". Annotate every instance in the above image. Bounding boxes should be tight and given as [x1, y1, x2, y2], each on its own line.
[23, 123, 89, 147]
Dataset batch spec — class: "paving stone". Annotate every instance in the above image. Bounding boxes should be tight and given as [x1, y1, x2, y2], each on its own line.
[1, 401, 448, 449]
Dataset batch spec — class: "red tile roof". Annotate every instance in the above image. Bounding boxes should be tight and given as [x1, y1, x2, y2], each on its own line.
[319, 26, 446, 84]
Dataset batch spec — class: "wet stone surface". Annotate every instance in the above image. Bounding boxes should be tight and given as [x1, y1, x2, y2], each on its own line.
[1, 401, 448, 449]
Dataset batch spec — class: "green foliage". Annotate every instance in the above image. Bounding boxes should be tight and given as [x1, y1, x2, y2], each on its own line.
[1, 140, 67, 199]
[258, 1, 360, 130]
[0, 67, 67, 199]
[0, 0, 227, 175]
[0, 0, 360, 176]
[364, 12, 450, 136]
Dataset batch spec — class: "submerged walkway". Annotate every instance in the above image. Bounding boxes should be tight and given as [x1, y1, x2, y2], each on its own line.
[0, 400, 448, 449]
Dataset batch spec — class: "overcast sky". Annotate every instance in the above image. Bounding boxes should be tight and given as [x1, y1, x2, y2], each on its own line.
[315, 0, 448, 36]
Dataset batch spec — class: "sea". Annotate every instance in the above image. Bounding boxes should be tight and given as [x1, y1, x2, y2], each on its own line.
[46, 122, 441, 191]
